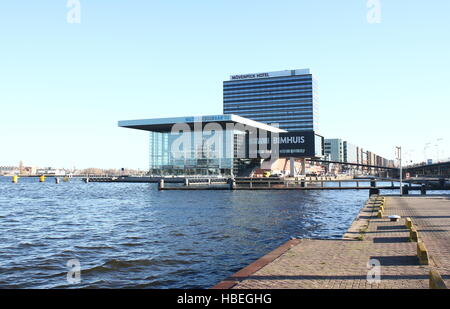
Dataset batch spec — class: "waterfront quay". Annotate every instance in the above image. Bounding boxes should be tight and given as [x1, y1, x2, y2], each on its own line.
[82, 175, 400, 191]
[75, 175, 450, 194]
[157, 177, 449, 193]
[213, 195, 450, 289]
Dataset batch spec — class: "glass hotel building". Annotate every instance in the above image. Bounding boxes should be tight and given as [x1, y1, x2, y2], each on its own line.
[223, 69, 318, 132]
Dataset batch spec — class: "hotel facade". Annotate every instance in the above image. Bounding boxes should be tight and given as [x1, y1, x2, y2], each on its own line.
[223, 69, 318, 132]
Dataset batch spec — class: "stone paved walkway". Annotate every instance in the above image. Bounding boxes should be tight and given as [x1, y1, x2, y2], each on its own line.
[384, 196, 450, 287]
[215, 195, 450, 289]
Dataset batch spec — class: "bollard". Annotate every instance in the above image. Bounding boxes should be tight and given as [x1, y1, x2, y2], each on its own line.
[301, 180, 305, 188]
[377, 210, 383, 218]
[158, 179, 165, 190]
[228, 178, 236, 190]
[370, 180, 376, 187]
[430, 269, 448, 289]
[184, 178, 189, 186]
[39, 175, 46, 183]
[55, 177, 60, 184]
[405, 217, 413, 230]
[84, 177, 89, 183]
[63, 176, 69, 182]
[410, 227, 419, 242]
[12, 175, 19, 183]
[417, 241, 429, 265]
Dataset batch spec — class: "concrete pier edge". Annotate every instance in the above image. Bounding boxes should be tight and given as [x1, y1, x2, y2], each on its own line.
[211, 239, 302, 289]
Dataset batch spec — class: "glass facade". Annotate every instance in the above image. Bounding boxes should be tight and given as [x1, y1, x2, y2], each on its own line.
[148, 129, 245, 176]
[223, 70, 319, 132]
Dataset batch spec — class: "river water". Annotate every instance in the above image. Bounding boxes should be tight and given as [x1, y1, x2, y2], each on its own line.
[0, 176, 377, 288]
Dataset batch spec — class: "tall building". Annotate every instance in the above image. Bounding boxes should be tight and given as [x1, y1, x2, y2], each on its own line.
[223, 69, 318, 132]
[324, 139, 344, 162]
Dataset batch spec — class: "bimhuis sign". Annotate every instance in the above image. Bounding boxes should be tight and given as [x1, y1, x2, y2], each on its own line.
[248, 131, 316, 158]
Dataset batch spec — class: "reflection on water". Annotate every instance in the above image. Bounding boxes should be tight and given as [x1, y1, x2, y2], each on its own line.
[1, 176, 373, 288]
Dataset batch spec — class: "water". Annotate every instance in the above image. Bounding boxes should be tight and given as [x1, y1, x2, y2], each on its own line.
[0, 176, 372, 288]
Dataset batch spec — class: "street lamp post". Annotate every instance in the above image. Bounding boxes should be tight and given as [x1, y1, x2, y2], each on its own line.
[396, 146, 402, 196]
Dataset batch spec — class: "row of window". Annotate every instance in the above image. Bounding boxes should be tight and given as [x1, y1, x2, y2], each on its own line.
[223, 95, 313, 105]
[226, 107, 313, 116]
[224, 102, 314, 112]
[235, 114, 314, 122]
[278, 126, 314, 131]
[223, 80, 313, 91]
[227, 108, 313, 116]
[279, 121, 314, 126]
[224, 75, 312, 87]
[224, 92, 313, 103]
[223, 85, 313, 95]
[224, 89, 313, 99]
[225, 98, 313, 107]
[258, 118, 313, 124]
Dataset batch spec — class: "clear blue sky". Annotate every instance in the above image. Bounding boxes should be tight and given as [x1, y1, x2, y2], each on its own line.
[1, 1, 449, 169]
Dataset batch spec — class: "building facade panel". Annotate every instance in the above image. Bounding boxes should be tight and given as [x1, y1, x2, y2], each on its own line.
[343, 141, 358, 164]
[223, 69, 318, 132]
[324, 138, 343, 162]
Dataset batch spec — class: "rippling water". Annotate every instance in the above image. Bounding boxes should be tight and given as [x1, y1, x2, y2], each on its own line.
[0, 176, 374, 288]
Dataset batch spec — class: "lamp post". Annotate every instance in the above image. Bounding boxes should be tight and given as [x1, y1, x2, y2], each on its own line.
[396, 146, 402, 196]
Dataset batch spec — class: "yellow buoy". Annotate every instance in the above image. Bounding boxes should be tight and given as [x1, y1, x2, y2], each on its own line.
[12, 175, 19, 183]
[39, 175, 46, 183]
[63, 176, 69, 182]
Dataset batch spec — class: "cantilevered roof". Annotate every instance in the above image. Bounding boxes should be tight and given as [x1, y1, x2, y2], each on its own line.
[118, 114, 287, 133]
